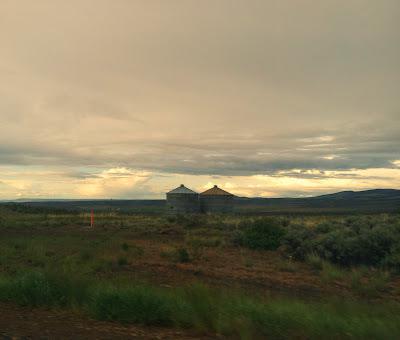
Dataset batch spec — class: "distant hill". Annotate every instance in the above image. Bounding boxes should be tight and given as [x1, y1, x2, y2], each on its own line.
[314, 189, 400, 200]
[0, 200, 166, 214]
[1, 189, 399, 214]
[235, 189, 400, 214]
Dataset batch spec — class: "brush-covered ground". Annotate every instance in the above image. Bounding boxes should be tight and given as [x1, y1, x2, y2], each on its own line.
[1, 205, 400, 339]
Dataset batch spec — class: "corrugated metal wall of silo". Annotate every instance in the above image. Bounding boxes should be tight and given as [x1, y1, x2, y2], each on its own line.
[166, 193, 200, 214]
[200, 195, 234, 213]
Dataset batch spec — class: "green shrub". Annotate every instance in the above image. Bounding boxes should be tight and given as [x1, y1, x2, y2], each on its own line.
[160, 247, 191, 263]
[0, 270, 90, 307]
[169, 214, 206, 229]
[237, 218, 286, 250]
[177, 248, 190, 263]
[306, 253, 324, 271]
[175, 284, 220, 331]
[281, 223, 316, 259]
[79, 250, 93, 262]
[283, 215, 400, 269]
[306, 254, 346, 283]
[130, 244, 145, 257]
[121, 242, 130, 251]
[117, 256, 129, 266]
[90, 286, 174, 325]
[350, 269, 390, 297]
[320, 262, 346, 283]
[13, 272, 55, 306]
[381, 243, 400, 273]
[187, 236, 222, 248]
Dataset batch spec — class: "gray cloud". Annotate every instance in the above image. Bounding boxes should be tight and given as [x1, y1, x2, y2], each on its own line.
[0, 1, 399, 189]
[0, 120, 398, 178]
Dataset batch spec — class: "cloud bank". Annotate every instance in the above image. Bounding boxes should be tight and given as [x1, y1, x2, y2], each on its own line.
[0, 1, 399, 199]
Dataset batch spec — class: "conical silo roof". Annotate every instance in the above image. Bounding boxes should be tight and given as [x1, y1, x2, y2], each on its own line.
[167, 184, 198, 195]
[200, 185, 233, 196]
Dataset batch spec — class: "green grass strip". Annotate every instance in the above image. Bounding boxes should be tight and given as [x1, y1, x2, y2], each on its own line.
[0, 270, 399, 339]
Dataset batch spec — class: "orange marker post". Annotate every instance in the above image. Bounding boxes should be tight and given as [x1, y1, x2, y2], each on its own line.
[90, 209, 94, 228]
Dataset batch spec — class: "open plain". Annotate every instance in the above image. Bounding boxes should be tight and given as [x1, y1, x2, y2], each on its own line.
[1, 205, 400, 338]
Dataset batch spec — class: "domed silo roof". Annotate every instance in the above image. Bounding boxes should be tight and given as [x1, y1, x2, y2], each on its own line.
[166, 185, 200, 214]
[200, 185, 234, 213]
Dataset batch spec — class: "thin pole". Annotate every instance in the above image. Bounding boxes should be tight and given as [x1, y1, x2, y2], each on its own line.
[90, 209, 94, 228]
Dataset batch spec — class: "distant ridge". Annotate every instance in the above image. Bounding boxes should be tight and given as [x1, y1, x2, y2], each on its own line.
[235, 189, 400, 214]
[1, 189, 399, 214]
[313, 189, 400, 200]
[2, 189, 399, 203]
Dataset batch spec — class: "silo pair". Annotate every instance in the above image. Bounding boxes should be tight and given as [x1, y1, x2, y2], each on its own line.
[166, 184, 234, 214]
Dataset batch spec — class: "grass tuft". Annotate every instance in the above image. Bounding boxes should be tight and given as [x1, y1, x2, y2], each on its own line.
[0, 271, 400, 338]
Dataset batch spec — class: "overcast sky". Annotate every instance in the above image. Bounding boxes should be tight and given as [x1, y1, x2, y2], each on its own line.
[0, 0, 399, 199]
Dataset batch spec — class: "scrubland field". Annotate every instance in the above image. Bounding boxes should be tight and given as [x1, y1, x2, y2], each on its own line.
[1, 204, 400, 339]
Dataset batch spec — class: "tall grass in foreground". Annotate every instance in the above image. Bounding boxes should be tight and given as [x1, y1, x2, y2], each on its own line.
[0, 271, 400, 339]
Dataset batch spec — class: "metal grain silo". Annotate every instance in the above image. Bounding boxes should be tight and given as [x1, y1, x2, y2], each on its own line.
[200, 185, 234, 213]
[166, 184, 200, 214]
